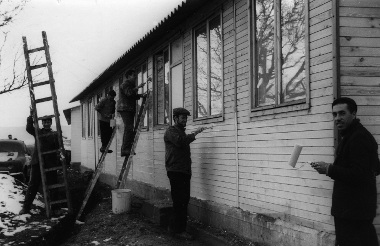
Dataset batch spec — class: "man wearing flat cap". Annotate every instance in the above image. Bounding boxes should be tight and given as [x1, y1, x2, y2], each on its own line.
[20, 108, 61, 216]
[164, 107, 205, 240]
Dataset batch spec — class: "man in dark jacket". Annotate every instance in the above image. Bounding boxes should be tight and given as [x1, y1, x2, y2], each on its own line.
[95, 89, 116, 153]
[311, 97, 380, 246]
[20, 109, 61, 215]
[164, 107, 205, 240]
[117, 70, 147, 156]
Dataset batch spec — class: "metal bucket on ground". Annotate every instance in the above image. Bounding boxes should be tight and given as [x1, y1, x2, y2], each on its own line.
[111, 189, 131, 214]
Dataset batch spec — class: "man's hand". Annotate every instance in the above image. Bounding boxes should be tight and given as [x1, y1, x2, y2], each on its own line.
[310, 161, 330, 174]
[138, 81, 146, 89]
[29, 106, 34, 116]
[193, 127, 206, 136]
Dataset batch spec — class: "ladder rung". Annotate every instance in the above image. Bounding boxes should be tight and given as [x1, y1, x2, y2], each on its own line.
[38, 132, 56, 138]
[28, 46, 45, 53]
[38, 114, 55, 121]
[48, 183, 66, 189]
[35, 97, 52, 104]
[45, 166, 63, 172]
[41, 149, 59, 155]
[50, 199, 68, 205]
[33, 80, 51, 87]
[30, 63, 47, 70]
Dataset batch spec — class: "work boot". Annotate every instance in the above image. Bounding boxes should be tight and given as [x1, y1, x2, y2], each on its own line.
[19, 207, 30, 215]
[176, 231, 194, 240]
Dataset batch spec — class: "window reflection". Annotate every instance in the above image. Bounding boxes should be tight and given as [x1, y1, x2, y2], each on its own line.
[281, 0, 306, 103]
[195, 15, 222, 118]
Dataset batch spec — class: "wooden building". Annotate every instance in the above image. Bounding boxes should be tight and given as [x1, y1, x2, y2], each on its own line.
[70, 0, 380, 245]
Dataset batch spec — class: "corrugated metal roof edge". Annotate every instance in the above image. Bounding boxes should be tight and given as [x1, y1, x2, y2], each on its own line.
[70, 0, 204, 103]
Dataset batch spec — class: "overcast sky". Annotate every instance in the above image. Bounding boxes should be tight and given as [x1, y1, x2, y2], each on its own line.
[0, 0, 184, 127]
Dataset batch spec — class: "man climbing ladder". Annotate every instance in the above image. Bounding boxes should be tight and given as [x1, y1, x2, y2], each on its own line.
[76, 90, 151, 221]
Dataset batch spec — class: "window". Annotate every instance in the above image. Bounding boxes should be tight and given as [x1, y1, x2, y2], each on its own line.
[170, 38, 184, 120]
[252, 0, 307, 108]
[87, 98, 94, 138]
[154, 50, 170, 125]
[194, 14, 223, 119]
[96, 92, 103, 136]
[81, 103, 86, 138]
[137, 63, 149, 128]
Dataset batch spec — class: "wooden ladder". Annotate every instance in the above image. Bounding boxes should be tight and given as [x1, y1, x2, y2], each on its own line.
[22, 31, 72, 218]
[76, 90, 151, 221]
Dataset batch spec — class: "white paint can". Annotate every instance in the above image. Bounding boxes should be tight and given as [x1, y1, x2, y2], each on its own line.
[111, 189, 131, 214]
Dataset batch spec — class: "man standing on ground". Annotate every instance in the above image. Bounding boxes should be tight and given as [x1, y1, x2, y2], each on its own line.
[20, 108, 61, 216]
[95, 89, 116, 153]
[164, 107, 205, 240]
[311, 97, 380, 246]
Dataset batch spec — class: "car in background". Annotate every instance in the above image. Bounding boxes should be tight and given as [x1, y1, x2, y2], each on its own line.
[0, 139, 32, 183]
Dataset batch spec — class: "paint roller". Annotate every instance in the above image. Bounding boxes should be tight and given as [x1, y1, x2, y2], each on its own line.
[288, 144, 303, 168]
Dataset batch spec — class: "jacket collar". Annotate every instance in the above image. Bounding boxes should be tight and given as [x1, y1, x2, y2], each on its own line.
[341, 118, 361, 137]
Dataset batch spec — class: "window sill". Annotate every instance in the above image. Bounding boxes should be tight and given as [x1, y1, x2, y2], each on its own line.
[250, 101, 309, 118]
[153, 124, 169, 131]
[193, 114, 224, 125]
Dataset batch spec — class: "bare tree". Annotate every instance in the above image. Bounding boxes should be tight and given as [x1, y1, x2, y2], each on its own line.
[0, 0, 29, 95]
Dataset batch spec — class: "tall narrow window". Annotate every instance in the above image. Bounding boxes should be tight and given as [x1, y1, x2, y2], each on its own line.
[87, 98, 94, 138]
[171, 38, 184, 120]
[194, 14, 223, 118]
[253, 0, 306, 108]
[96, 92, 103, 137]
[137, 63, 149, 128]
[155, 50, 170, 125]
[81, 103, 86, 138]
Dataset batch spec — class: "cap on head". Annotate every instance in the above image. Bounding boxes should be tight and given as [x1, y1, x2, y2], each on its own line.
[173, 108, 191, 117]
[108, 89, 116, 97]
[41, 115, 53, 122]
[125, 69, 135, 78]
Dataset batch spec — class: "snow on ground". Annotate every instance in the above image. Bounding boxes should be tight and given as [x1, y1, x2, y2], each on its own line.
[0, 174, 66, 242]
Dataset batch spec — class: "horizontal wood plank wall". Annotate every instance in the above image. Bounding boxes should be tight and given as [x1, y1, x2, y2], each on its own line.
[186, 0, 238, 207]
[236, 0, 336, 232]
[71, 107, 81, 163]
[338, 0, 380, 232]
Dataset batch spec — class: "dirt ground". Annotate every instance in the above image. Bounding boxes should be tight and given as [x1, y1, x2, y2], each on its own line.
[59, 168, 257, 246]
[1, 167, 257, 246]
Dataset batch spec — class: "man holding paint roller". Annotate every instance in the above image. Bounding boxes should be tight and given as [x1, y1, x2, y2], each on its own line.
[311, 97, 380, 246]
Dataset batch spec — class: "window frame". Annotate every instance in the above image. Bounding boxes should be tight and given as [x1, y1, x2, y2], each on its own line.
[192, 12, 224, 123]
[249, 0, 310, 117]
[153, 48, 171, 126]
[136, 61, 149, 130]
[87, 97, 94, 138]
[81, 102, 86, 139]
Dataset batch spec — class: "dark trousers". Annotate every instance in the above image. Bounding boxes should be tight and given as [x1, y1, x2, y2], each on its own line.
[23, 163, 58, 211]
[167, 171, 191, 233]
[119, 111, 135, 154]
[99, 120, 113, 148]
[334, 217, 379, 246]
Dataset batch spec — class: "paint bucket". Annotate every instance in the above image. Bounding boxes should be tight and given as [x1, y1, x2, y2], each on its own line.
[111, 189, 131, 214]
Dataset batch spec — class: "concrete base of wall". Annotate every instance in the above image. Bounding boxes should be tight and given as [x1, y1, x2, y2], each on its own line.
[94, 172, 336, 246]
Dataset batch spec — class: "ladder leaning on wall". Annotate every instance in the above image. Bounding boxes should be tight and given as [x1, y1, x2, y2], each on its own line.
[22, 31, 73, 218]
[76, 90, 151, 221]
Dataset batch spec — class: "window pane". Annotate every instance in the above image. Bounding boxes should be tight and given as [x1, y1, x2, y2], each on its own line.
[281, 0, 306, 102]
[155, 54, 165, 124]
[171, 38, 183, 64]
[164, 50, 170, 124]
[171, 64, 183, 109]
[195, 27, 208, 118]
[209, 16, 223, 116]
[81, 104, 86, 138]
[87, 99, 93, 137]
[142, 64, 148, 127]
[256, 0, 275, 106]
